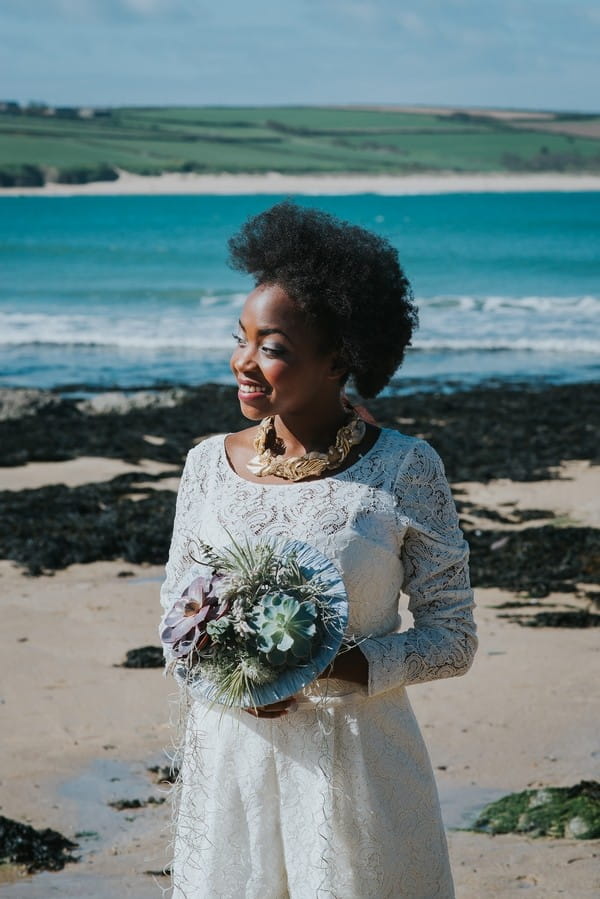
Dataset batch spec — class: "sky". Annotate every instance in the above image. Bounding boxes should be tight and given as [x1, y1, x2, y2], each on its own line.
[1, 0, 599, 112]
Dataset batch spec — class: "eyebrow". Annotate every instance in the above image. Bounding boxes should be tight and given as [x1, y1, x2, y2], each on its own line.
[238, 320, 294, 343]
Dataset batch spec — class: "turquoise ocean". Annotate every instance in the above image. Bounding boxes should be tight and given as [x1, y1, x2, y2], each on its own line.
[1, 193, 599, 393]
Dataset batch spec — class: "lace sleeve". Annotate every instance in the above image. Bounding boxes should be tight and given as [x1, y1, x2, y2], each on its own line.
[359, 440, 477, 697]
[158, 447, 201, 663]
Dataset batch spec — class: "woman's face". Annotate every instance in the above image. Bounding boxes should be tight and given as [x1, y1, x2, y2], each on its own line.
[230, 283, 340, 421]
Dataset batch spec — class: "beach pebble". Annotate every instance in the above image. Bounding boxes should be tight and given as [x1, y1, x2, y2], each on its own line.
[565, 816, 593, 839]
[528, 789, 552, 808]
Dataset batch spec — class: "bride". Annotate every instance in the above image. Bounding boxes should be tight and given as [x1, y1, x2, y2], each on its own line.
[160, 200, 477, 898]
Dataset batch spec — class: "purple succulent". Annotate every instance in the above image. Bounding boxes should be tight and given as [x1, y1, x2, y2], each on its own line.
[160, 573, 227, 658]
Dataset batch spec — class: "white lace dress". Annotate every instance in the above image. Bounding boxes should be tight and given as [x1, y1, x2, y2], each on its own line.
[160, 427, 477, 899]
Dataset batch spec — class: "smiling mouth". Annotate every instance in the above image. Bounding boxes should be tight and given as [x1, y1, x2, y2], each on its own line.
[238, 383, 270, 395]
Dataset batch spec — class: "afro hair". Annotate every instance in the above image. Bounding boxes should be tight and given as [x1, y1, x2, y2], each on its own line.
[228, 201, 418, 398]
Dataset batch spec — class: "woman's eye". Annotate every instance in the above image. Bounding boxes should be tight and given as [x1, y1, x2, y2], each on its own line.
[231, 333, 285, 357]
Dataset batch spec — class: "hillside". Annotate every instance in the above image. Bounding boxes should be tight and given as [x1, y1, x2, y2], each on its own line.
[1, 104, 599, 187]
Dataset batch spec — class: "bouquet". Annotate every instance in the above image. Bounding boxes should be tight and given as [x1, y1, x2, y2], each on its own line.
[160, 536, 348, 709]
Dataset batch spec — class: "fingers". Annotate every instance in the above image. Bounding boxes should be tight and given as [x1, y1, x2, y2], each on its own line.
[245, 709, 286, 718]
[266, 699, 296, 711]
[244, 698, 297, 718]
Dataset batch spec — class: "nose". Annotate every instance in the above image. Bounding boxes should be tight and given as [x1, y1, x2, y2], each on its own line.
[231, 340, 258, 376]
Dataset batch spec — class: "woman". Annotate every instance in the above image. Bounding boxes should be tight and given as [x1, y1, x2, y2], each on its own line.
[160, 201, 477, 898]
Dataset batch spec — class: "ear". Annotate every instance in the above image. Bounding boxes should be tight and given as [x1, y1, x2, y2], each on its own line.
[327, 354, 347, 380]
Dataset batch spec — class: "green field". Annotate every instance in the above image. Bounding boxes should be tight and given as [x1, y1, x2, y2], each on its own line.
[1, 104, 599, 185]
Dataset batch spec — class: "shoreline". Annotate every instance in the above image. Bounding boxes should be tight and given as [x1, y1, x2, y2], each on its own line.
[2, 170, 600, 197]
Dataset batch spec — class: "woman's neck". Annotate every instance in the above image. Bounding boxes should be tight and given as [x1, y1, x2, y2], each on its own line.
[271, 403, 350, 457]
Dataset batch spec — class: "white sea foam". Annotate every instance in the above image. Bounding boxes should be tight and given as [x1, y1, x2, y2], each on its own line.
[413, 337, 600, 354]
[418, 294, 600, 314]
[0, 311, 233, 349]
[1, 294, 598, 353]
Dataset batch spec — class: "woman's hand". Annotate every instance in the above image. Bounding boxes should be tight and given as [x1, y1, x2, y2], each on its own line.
[319, 645, 369, 685]
[244, 698, 297, 719]
[243, 646, 369, 718]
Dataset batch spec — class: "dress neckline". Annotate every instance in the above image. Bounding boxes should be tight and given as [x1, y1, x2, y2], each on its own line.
[220, 427, 387, 489]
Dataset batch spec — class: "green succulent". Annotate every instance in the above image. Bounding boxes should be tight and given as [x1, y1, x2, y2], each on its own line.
[252, 592, 317, 666]
[205, 616, 233, 641]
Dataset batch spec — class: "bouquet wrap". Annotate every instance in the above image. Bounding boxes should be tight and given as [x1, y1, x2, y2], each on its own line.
[161, 537, 348, 708]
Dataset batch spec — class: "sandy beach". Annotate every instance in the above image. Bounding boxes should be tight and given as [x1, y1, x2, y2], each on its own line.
[2, 170, 600, 197]
[0, 383, 598, 897]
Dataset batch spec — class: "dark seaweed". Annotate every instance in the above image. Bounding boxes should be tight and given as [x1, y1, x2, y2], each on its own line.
[468, 525, 600, 597]
[511, 509, 558, 523]
[586, 591, 600, 609]
[145, 866, 171, 877]
[1, 473, 599, 603]
[108, 797, 165, 811]
[122, 646, 165, 668]
[456, 502, 556, 525]
[0, 474, 176, 575]
[148, 764, 180, 785]
[1, 384, 599, 611]
[1, 382, 598, 482]
[0, 815, 78, 873]
[502, 609, 600, 628]
[0, 385, 246, 467]
[371, 381, 599, 482]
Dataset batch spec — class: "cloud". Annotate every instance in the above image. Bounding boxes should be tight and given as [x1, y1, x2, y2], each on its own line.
[1, 0, 598, 110]
[394, 11, 428, 36]
[1, 0, 202, 23]
[1, 0, 302, 27]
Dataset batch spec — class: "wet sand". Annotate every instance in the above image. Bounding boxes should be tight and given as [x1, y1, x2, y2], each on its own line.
[0, 565, 597, 897]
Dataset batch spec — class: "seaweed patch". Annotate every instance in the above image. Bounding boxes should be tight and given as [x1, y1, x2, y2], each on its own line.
[467, 525, 600, 598]
[121, 646, 165, 668]
[0, 815, 78, 873]
[470, 781, 600, 839]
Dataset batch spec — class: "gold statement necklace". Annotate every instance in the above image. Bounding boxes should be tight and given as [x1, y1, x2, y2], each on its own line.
[247, 413, 367, 481]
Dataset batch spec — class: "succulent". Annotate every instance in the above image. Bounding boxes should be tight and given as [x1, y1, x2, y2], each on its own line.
[160, 573, 228, 657]
[252, 592, 317, 666]
[206, 616, 233, 641]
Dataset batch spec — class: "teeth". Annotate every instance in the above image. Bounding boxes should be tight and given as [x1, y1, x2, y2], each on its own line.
[239, 384, 267, 394]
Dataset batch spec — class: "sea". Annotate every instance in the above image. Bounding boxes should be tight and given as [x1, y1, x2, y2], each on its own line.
[1, 192, 599, 394]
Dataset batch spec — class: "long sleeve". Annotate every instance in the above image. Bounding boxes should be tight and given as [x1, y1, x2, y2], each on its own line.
[359, 440, 477, 697]
[159, 448, 200, 665]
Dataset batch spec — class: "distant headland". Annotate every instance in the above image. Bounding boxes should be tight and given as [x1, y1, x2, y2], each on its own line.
[1, 102, 599, 193]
